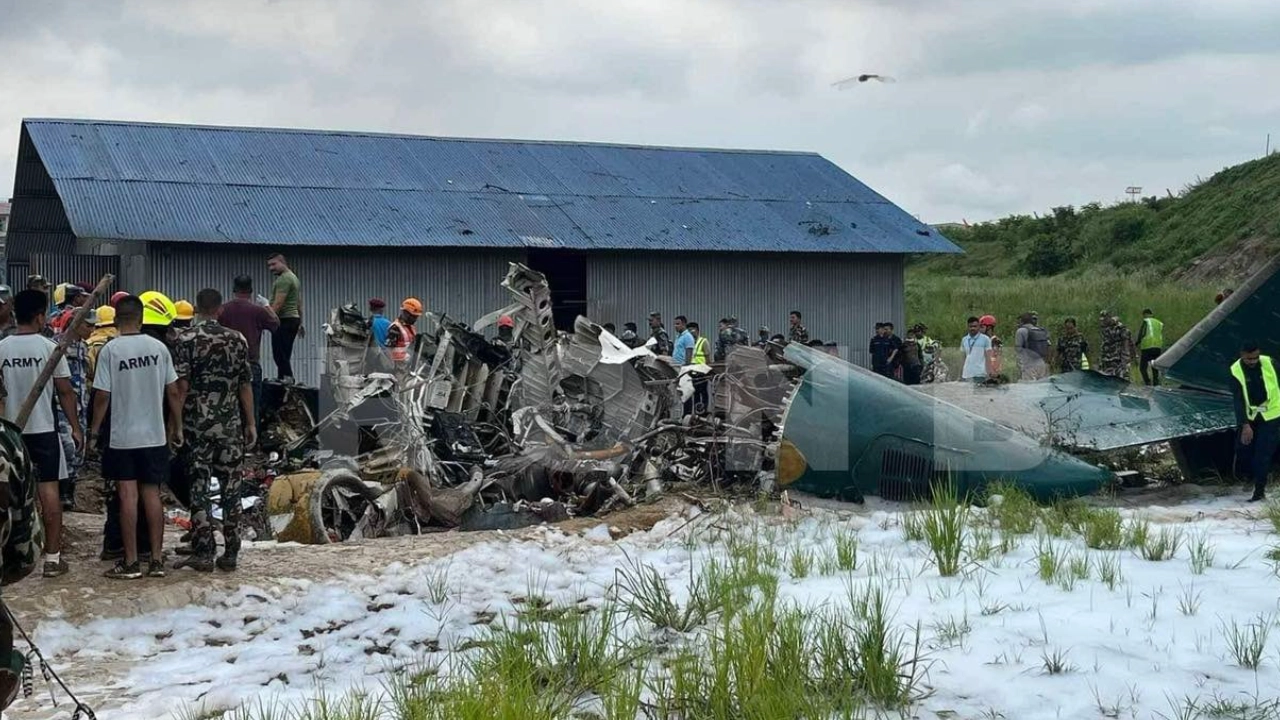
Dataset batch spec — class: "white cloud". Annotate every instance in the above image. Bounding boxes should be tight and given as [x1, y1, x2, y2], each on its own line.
[0, 0, 1277, 224]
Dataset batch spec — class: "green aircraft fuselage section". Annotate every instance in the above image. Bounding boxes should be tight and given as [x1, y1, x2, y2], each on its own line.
[779, 345, 1113, 502]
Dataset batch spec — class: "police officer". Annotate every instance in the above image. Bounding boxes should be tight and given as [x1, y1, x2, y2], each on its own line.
[173, 289, 256, 571]
[1231, 342, 1279, 502]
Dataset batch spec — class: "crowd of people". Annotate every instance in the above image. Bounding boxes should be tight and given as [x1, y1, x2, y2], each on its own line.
[868, 310, 1168, 387]
[0, 253, 305, 581]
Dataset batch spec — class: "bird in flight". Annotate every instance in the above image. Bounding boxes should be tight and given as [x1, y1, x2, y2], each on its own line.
[832, 74, 897, 89]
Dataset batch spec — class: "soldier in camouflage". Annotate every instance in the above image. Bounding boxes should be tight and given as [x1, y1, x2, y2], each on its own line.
[1055, 317, 1090, 373]
[172, 289, 256, 571]
[53, 309, 95, 510]
[1097, 312, 1134, 380]
[0, 288, 15, 340]
[788, 310, 810, 344]
[647, 312, 672, 356]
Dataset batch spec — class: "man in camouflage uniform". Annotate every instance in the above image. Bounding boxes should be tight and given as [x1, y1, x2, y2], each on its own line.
[0, 288, 15, 340]
[647, 311, 672, 356]
[53, 309, 94, 510]
[172, 289, 256, 571]
[0, 416, 42, 708]
[1097, 312, 1134, 380]
[921, 340, 948, 383]
[1055, 317, 1090, 373]
[788, 310, 810, 344]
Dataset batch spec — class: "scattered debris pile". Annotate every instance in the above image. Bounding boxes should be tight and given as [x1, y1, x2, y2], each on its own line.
[266, 263, 789, 542]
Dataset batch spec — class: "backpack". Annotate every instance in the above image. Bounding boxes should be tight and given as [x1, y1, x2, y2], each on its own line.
[0, 419, 42, 586]
[1027, 326, 1051, 360]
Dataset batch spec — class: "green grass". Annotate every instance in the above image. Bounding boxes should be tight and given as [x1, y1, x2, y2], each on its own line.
[921, 482, 969, 577]
[984, 482, 1039, 536]
[1080, 508, 1125, 550]
[906, 274, 1214, 365]
[915, 151, 1280, 282]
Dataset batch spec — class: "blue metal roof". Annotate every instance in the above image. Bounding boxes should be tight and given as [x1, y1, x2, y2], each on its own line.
[19, 118, 959, 254]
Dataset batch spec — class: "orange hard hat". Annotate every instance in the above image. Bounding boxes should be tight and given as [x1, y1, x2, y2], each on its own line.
[979, 314, 997, 327]
[401, 298, 424, 316]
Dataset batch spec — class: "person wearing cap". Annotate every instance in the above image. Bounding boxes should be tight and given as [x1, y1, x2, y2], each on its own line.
[385, 298, 423, 366]
[1014, 312, 1052, 381]
[368, 298, 391, 347]
[52, 306, 97, 510]
[1097, 311, 1134, 380]
[619, 322, 640, 349]
[90, 294, 183, 580]
[86, 305, 118, 389]
[172, 288, 255, 571]
[727, 316, 749, 348]
[647, 312, 672, 356]
[0, 286, 14, 340]
[755, 326, 771, 348]
[110, 291, 131, 308]
[173, 300, 195, 330]
[47, 282, 90, 337]
[715, 318, 733, 363]
[0, 289, 84, 578]
[26, 275, 50, 294]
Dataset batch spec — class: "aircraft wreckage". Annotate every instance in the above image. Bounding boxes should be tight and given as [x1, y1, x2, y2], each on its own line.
[254, 257, 1278, 542]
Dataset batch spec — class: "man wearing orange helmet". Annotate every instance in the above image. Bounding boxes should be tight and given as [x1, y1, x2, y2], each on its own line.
[385, 298, 423, 366]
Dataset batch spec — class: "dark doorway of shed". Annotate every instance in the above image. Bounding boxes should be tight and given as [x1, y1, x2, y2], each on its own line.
[526, 250, 587, 331]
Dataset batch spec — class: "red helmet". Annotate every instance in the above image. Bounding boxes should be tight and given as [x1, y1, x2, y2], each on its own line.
[497, 315, 515, 329]
[110, 291, 131, 307]
[979, 314, 997, 327]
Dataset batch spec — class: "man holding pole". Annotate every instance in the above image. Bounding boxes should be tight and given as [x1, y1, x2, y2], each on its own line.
[0, 290, 84, 578]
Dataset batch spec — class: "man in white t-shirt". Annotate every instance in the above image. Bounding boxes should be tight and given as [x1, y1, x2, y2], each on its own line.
[0, 289, 84, 578]
[960, 316, 992, 382]
[89, 296, 183, 580]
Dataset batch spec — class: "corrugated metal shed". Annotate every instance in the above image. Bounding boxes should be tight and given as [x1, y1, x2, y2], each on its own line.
[586, 252, 903, 369]
[17, 118, 958, 255]
[148, 244, 523, 386]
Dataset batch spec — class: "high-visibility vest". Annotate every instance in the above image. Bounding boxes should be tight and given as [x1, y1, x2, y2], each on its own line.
[1231, 356, 1280, 422]
[387, 320, 417, 363]
[691, 335, 710, 365]
[1140, 318, 1164, 350]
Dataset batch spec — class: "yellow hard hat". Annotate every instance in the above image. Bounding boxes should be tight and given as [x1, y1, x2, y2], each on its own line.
[95, 305, 116, 327]
[175, 300, 195, 321]
[138, 290, 177, 327]
[53, 283, 68, 307]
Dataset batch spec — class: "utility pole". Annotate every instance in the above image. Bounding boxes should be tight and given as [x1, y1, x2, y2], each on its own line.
[1267, 133, 1271, 156]
[1125, 186, 1142, 203]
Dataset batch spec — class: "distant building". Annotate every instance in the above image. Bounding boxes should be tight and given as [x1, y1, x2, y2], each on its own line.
[7, 118, 960, 384]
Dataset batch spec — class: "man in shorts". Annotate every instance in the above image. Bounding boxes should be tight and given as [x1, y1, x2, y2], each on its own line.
[89, 296, 183, 580]
[0, 289, 84, 578]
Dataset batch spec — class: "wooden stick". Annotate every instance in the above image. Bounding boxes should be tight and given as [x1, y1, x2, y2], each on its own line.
[14, 273, 115, 430]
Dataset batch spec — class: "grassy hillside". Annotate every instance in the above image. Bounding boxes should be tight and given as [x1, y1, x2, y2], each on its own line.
[913, 151, 1280, 281]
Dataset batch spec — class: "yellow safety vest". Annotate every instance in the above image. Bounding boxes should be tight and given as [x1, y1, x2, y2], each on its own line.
[1231, 356, 1280, 422]
[691, 335, 710, 365]
[1140, 318, 1164, 350]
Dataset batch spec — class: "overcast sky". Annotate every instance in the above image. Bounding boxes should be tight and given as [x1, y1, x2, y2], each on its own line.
[2, 0, 1277, 222]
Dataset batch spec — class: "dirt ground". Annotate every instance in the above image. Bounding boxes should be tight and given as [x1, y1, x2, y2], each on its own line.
[6, 497, 688, 625]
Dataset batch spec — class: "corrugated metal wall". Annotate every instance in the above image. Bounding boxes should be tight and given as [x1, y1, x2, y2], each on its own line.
[148, 244, 524, 385]
[586, 252, 904, 368]
[29, 253, 120, 292]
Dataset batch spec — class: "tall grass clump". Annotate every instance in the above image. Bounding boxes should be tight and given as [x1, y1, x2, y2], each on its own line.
[1034, 535, 1065, 584]
[834, 529, 859, 572]
[614, 559, 721, 632]
[1140, 527, 1184, 562]
[921, 481, 969, 577]
[1263, 499, 1280, 534]
[1222, 615, 1273, 670]
[984, 481, 1039, 535]
[1081, 508, 1125, 550]
[1187, 532, 1215, 574]
[1124, 516, 1151, 550]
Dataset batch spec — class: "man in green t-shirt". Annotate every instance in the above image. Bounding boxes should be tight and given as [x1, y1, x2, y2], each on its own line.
[266, 252, 303, 380]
